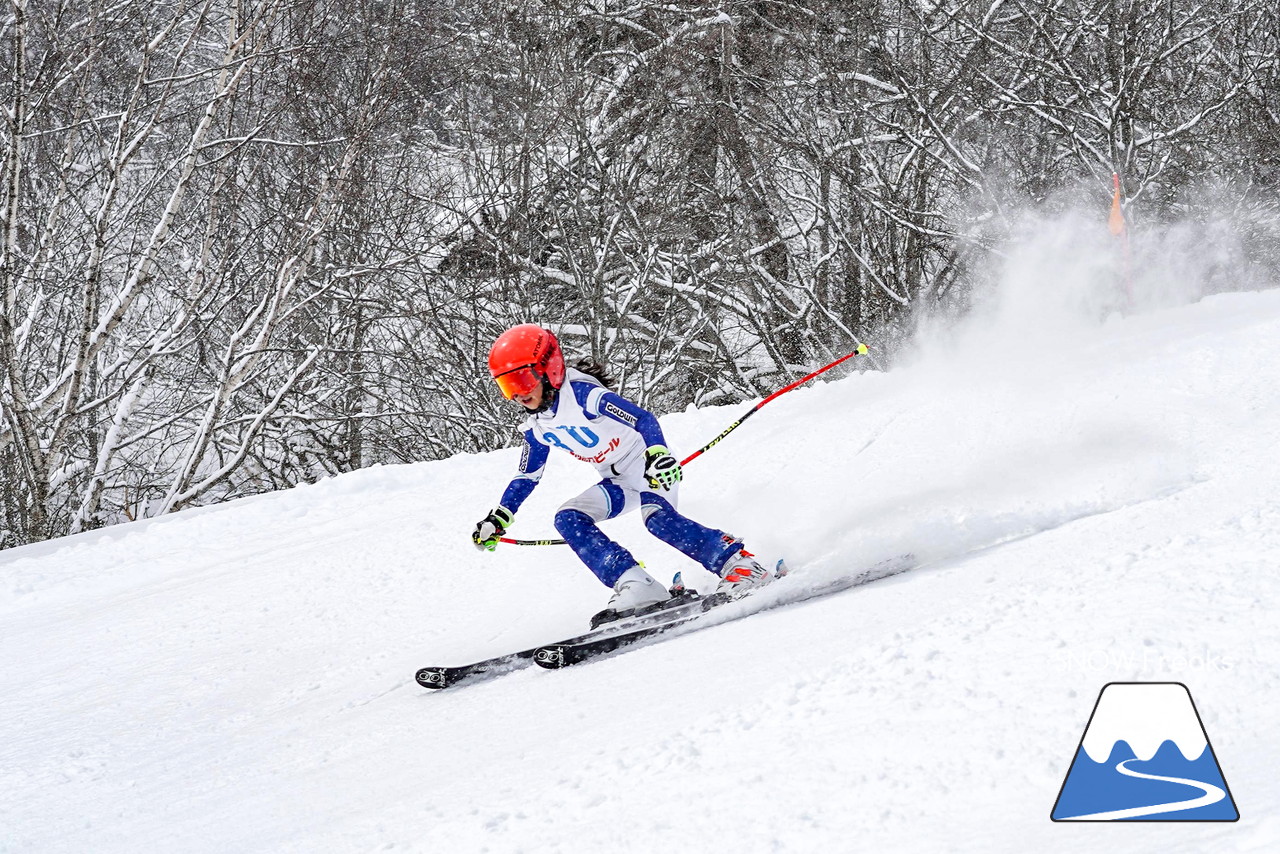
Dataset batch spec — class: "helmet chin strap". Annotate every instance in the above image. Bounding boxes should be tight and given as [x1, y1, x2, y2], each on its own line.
[529, 379, 557, 414]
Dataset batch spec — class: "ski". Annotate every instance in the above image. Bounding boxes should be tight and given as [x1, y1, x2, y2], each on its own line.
[414, 651, 537, 690]
[533, 553, 916, 670]
[416, 554, 916, 688]
[415, 588, 706, 689]
[531, 605, 715, 668]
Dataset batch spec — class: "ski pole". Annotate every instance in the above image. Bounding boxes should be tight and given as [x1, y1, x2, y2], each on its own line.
[497, 342, 870, 546]
[678, 342, 869, 466]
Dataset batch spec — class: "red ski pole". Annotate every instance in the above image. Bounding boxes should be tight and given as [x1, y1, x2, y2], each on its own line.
[497, 343, 870, 546]
[678, 342, 869, 467]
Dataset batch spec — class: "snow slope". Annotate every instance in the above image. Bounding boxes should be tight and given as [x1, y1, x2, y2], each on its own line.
[3, 275, 1280, 852]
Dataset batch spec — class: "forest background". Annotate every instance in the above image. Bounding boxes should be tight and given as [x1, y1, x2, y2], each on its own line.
[2, 0, 1277, 548]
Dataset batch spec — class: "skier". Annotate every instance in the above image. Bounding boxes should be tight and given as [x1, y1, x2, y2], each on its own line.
[472, 324, 775, 625]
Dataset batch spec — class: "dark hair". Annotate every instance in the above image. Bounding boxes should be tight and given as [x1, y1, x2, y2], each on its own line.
[571, 357, 613, 389]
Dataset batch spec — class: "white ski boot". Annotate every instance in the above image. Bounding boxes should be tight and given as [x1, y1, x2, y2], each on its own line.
[591, 565, 671, 628]
[715, 547, 774, 596]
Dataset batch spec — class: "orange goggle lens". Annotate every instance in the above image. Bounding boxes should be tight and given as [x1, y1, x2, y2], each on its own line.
[494, 366, 541, 399]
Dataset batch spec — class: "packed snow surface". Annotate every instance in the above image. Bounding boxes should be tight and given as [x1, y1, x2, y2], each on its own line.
[4, 279, 1280, 852]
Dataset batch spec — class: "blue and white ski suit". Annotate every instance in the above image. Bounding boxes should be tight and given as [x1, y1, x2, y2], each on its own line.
[497, 367, 744, 587]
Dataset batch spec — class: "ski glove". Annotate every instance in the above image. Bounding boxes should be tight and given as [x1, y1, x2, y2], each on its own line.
[644, 445, 683, 491]
[472, 506, 514, 551]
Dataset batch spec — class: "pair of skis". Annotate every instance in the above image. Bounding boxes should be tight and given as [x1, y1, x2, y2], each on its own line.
[414, 579, 727, 689]
[415, 554, 915, 690]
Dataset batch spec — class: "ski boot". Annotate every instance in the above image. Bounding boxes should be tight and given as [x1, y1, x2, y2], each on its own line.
[715, 546, 775, 597]
[590, 565, 672, 629]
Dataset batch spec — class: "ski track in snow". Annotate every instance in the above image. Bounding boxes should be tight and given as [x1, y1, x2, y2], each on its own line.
[3, 288, 1280, 853]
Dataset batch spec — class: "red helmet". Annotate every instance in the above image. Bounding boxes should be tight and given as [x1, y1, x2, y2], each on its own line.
[488, 324, 565, 399]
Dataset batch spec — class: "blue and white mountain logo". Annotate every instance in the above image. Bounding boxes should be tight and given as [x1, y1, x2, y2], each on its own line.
[1051, 682, 1238, 821]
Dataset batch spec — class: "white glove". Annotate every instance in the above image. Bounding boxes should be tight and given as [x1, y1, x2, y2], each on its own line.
[644, 445, 683, 491]
[472, 506, 514, 551]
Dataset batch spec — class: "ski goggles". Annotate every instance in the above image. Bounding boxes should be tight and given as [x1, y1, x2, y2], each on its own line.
[493, 365, 543, 399]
